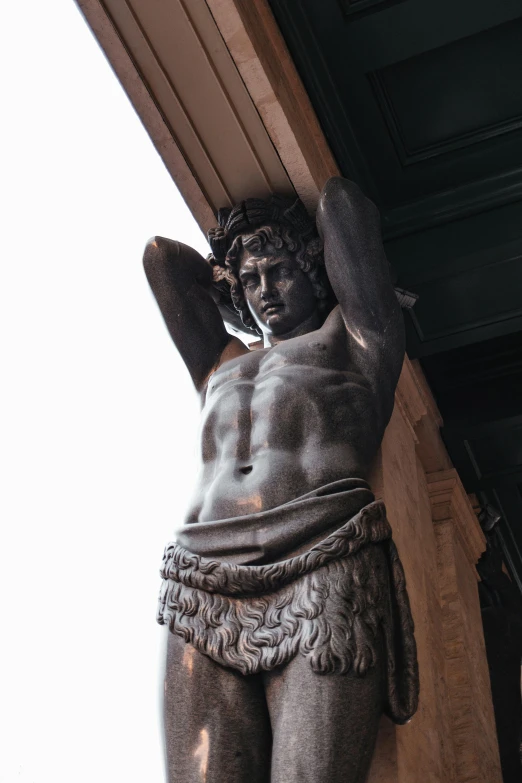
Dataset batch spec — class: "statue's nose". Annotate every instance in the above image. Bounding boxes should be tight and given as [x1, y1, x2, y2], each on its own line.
[260, 276, 272, 300]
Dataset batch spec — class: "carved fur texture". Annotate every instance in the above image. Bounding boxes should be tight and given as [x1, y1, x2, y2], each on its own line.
[158, 501, 419, 724]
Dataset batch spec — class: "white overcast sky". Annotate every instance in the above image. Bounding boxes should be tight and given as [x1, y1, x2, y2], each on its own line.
[1, 2, 209, 781]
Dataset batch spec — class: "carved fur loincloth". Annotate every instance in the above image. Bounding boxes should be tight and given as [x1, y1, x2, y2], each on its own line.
[157, 488, 419, 724]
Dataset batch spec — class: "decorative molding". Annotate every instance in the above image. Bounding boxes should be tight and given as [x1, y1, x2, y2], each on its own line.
[78, 0, 343, 223]
[382, 166, 522, 240]
[78, 0, 295, 233]
[268, 0, 379, 201]
[339, 0, 407, 21]
[410, 359, 443, 428]
[394, 357, 428, 442]
[394, 358, 451, 475]
[268, 1, 522, 240]
[394, 357, 443, 435]
[406, 311, 522, 359]
[76, 0, 216, 233]
[434, 511, 502, 782]
[206, 0, 340, 211]
[408, 253, 522, 346]
[427, 469, 486, 574]
[369, 69, 522, 168]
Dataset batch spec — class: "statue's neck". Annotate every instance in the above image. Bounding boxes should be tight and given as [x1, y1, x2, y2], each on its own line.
[264, 310, 322, 348]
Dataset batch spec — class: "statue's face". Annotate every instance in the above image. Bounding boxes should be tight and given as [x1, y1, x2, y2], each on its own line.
[238, 241, 318, 339]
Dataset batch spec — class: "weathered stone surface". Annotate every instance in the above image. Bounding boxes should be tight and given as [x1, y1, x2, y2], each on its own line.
[368, 363, 501, 783]
[431, 479, 502, 783]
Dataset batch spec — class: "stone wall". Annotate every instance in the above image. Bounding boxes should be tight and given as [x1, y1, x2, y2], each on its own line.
[368, 359, 502, 783]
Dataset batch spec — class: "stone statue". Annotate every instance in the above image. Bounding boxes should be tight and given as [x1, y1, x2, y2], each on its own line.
[144, 177, 419, 783]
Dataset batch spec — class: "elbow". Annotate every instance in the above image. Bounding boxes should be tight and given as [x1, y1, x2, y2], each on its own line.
[143, 235, 160, 268]
[142, 237, 175, 293]
[317, 178, 363, 234]
[143, 237, 158, 269]
[143, 235, 165, 263]
[321, 177, 364, 208]
[143, 235, 178, 276]
[317, 177, 379, 237]
[143, 237, 210, 292]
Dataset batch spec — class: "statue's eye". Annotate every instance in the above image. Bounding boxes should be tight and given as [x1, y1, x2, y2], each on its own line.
[241, 276, 258, 289]
[276, 266, 292, 278]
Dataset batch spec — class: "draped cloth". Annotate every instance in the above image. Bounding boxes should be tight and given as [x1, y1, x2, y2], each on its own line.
[157, 479, 419, 724]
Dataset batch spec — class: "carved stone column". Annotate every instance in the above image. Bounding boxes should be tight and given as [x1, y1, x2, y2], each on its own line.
[428, 471, 502, 783]
[369, 360, 502, 783]
[369, 359, 458, 783]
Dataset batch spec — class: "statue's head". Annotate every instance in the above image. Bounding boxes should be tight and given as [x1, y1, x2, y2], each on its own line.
[208, 195, 331, 340]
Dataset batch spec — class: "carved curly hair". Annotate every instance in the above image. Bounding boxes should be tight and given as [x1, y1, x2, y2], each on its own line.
[222, 225, 329, 335]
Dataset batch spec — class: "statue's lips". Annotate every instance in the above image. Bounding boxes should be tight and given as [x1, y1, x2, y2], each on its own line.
[262, 303, 284, 315]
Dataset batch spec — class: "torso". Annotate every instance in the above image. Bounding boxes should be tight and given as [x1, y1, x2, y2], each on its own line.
[187, 307, 386, 523]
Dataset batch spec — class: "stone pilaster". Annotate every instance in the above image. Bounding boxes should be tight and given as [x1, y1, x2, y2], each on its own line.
[428, 471, 501, 783]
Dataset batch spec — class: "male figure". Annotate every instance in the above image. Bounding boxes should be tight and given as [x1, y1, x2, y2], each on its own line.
[144, 178, 418, 783]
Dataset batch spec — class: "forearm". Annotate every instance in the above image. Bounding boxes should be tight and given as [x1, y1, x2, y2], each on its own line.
[143, 236, 231, 389]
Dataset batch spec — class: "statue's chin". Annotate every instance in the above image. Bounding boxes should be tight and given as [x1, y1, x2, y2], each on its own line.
[252, 308, 318, 343]
[264, 310, 286, 329]
[251, 313, 285, 337]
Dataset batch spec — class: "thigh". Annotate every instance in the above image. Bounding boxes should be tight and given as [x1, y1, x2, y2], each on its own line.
[263, 654, 383, 783]
[163, 631, 272, 783]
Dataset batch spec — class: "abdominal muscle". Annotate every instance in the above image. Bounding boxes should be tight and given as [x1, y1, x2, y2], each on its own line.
[189, 444, 366, 523]
[186, 362, 379, 524]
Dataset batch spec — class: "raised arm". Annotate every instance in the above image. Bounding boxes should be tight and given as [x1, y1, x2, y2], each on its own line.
[317, 178, 404, 413]
[143, 237, 247, 391]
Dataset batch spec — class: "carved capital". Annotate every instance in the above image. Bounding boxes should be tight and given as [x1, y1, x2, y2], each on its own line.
[395, 357, 428, 434]
[394, 357, 443, 445]
[427, 469, 486, 574]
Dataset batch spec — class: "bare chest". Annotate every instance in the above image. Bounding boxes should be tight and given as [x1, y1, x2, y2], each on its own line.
[201, 321, 375, 455]
[205, 318, 358, 400]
